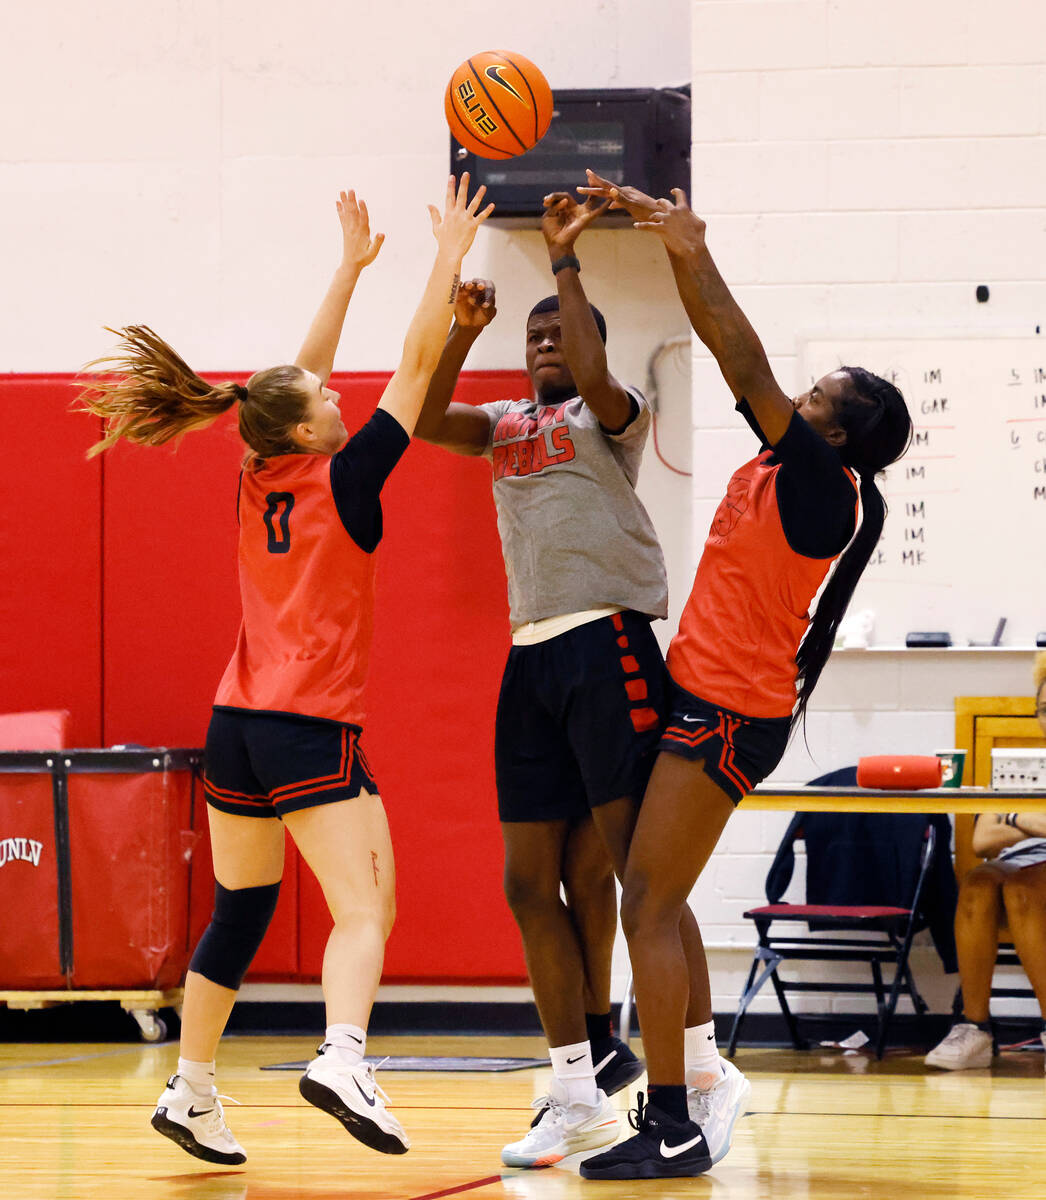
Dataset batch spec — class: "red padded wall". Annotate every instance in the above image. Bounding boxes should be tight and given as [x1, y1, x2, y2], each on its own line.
[2, 371, 529, 983]
[0, 378, 103, 747]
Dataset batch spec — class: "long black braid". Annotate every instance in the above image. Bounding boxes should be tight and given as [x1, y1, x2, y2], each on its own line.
[792, 367, 914, 732]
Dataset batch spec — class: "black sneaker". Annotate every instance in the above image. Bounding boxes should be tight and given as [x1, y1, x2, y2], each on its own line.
[530, 1036, 645, 1127]
[579, 1092, 712, 1180]
[594, 1036, 646, 1096]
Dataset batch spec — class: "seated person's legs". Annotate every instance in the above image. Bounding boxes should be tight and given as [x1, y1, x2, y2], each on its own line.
[925, 862, 1007, 1070]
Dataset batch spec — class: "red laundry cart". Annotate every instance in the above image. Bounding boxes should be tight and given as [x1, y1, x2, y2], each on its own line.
[0, 748, 204, 1040]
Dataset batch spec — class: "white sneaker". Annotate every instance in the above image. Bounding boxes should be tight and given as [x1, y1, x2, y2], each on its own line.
[501, 1082, 619, 1169]
[924, 1023, 993, 1070]
[299, 1048, 409, 1154]
[1040, 1030, 1045, 1072]
[686, 1058, 751, 1165]
[151, 1074, 246, 1164]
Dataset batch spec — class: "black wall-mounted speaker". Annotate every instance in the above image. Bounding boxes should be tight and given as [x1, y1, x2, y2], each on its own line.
[450, 86, 691, 227]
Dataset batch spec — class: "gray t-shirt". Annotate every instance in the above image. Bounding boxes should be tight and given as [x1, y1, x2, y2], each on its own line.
[478, 388, 668, 627]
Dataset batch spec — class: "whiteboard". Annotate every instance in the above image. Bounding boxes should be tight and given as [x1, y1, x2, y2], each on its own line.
[800, 337, 1046, 647]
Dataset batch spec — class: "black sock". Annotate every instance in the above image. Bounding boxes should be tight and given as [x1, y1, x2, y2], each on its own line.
[960, 1013, 992, 1034]
[646, 1084, 688, 1124]
[586, 1011, 614, 1057]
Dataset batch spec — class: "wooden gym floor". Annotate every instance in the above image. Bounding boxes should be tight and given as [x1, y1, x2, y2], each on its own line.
[1, 1033, 1044, 1200]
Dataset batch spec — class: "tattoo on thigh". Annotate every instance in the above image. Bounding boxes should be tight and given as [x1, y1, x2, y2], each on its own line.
[371, 850, 379, 887]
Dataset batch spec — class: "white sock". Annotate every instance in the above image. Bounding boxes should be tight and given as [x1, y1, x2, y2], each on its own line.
[685, 1021, 724, 1080]
[177, 1057, 216, 1095]
[325, 1023, 366, 1067]
[549, 1041, 598, 1107]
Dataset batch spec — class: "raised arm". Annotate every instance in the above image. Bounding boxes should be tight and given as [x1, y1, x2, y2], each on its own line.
[377, 174, 494, 437]
[295, 190, 385, 383]
[539, 192, 633, 432]
[412, 279, 497, 455]
[580, 172, 793, 445]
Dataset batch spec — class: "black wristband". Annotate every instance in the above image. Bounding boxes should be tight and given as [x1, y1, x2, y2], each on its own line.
[551, 254, 581, 276]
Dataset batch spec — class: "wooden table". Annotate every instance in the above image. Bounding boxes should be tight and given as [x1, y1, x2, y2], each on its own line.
[741, 786, 1046, 813]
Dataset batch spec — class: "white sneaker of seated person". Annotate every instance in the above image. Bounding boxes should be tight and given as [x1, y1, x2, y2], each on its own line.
[501, 1078, 619, 1168]
[151, 1074, 246, 1164]
[924, 1023, 993, 1070]
[299, 1046, 409, 1154]
[686, 1058, 751, 1164]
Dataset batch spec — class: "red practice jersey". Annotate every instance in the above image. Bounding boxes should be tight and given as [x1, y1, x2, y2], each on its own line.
[214, 453, 376, 726]
[668, 446, 858, 719]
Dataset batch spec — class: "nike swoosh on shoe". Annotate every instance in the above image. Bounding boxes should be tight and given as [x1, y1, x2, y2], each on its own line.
[593, 1051, 616, 1074]
[660, 1134, 705, 1159]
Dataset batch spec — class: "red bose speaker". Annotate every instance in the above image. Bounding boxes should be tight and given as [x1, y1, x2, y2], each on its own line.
[857, 756, 943, 790]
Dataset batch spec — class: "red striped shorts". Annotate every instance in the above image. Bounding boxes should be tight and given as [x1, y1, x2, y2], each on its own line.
[658, 681, 790, 804]
[204, 707, 378, 818]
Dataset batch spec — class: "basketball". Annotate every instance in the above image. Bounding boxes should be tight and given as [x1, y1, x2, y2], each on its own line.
[444, 51, 554, 160]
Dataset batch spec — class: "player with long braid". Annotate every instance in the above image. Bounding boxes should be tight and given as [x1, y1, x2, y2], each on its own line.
[577, 174, 914, 1180]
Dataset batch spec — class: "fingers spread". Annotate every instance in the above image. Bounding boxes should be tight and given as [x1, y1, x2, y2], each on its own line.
[466, 183, 488, 214]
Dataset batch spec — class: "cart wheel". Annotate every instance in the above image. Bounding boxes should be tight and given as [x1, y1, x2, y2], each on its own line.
[130, 1009, 167, 1043]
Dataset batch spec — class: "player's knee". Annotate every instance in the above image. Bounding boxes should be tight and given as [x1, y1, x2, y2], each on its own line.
[619, 871, 666, 942]
[327, 889, 396, 942]
[380, 892, 396, 941]
[502, 867, 557, 922]
[189, 880, 280, 990]
[619, 879, 646, 942]
[563, 851, 614, 901]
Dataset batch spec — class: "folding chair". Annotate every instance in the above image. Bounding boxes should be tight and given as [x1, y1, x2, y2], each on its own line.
[727, 810, 939, 1059]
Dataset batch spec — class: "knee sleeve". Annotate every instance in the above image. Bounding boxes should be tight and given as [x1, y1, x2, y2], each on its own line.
[189, 880, 280, 990]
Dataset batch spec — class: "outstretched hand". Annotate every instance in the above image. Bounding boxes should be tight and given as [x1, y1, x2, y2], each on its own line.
[428, 172, 496, 260]
[540, 192, 611, 255]
[633, 188, 707, 257]
[454, 279, 497, 329]
[337, 190, 385, 270]
[576, 169, 660, 224]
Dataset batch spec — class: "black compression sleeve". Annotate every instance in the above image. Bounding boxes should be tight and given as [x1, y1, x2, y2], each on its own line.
[329, 408, 410, 552]
[772, 411, 857, 559]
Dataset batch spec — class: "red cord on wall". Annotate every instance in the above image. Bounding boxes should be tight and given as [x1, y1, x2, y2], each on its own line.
[652, 410, 692, 476]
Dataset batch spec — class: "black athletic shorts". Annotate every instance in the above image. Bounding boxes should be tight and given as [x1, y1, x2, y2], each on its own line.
[658, 680, 791, 804]
[496, 611, 668, 822]
[204, 707, 378, 819]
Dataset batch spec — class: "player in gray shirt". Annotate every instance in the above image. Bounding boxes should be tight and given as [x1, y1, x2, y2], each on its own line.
[415, 191, 666, 1167]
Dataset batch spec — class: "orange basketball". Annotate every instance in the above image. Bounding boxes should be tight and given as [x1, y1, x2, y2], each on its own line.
[445, 51, 553, 160]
